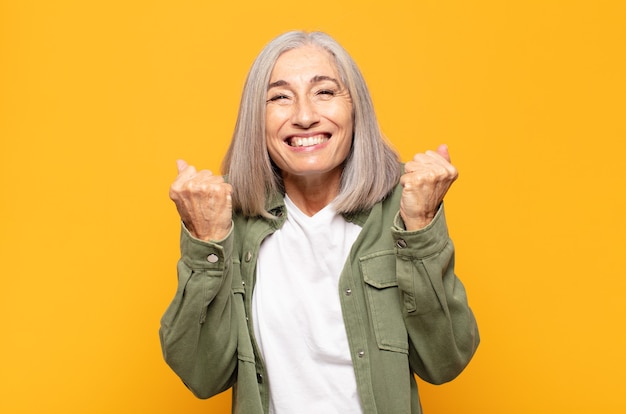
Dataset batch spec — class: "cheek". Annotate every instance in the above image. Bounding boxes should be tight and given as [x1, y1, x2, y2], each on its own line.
[265, 106, 290, 134]
[265, 134, 281, 161]
[333, 102, 353, 132]
[340, 114, 354, 141]
[265, 114, 278, 136]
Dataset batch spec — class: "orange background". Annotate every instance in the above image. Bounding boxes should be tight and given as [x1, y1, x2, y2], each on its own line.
[1, 0, 625, 412]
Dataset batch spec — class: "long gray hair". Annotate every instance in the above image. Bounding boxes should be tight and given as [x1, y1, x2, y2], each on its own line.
[222, 31, 400, 218]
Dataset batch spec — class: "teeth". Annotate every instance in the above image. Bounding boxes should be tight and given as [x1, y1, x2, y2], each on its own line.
[289, 135, 329, 147]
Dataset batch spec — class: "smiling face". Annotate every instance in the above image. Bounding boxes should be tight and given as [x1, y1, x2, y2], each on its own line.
[265, 45, 354, 189]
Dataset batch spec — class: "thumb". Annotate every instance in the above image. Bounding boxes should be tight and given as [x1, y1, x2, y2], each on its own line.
[176, 159, 188, 174]
[436, 144, 451, 163]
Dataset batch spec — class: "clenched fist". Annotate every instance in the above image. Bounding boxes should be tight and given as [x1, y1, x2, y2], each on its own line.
[169, 160, 233, 241]
[400, 144, 458, 231]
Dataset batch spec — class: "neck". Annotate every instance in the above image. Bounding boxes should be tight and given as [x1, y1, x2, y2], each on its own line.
[283, 170, 342, 216]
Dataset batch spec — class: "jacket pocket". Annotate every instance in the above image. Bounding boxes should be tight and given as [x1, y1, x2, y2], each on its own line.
[360, 252, 409, 354]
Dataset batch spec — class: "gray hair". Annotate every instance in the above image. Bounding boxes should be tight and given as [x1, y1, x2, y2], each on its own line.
[222, 31, 400, 218]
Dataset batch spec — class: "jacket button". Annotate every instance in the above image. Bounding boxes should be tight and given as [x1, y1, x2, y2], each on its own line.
[395, 239, 407, 248]
[207, 253, 219, 263]
[245, 251, 252, 262]
[345, 288, 352, 296]
[358, 350, 365, 358]
[256, 373, 263, 383]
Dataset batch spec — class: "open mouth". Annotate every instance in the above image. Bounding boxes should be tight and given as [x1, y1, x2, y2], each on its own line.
[286, 133, 331, 148]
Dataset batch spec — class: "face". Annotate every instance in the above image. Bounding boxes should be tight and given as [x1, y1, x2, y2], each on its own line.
[265, 45, 353, 185]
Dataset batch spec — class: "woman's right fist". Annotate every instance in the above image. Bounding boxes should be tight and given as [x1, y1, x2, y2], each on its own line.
[169, 160, 233, 241]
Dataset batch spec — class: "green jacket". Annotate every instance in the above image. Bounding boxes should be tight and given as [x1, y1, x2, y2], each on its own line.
[160, 183, 479, 413]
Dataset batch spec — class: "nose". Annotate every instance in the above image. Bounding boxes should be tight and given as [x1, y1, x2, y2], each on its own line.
[291, 98, 320, 129]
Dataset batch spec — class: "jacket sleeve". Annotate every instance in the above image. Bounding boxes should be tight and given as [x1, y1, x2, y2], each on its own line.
[392, 206, 480, 384]
[159, 223, 238, 398]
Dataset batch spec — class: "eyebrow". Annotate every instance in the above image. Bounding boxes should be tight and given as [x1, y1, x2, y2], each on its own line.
[267, 75, 341, 90]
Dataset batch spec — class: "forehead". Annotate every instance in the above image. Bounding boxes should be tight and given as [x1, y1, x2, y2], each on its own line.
[270, 45, 340, 80]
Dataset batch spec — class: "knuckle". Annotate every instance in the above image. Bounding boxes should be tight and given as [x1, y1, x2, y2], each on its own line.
[420, 170, 437, 182]
[169, 183, 185, 199]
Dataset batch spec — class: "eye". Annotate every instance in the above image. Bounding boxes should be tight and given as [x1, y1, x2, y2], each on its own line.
[314, 89, 337, 101]
[267, 94, 290, 103]
[317, 89, 335, 96]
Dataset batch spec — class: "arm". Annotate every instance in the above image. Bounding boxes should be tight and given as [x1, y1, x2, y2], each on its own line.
[396, 145, 479, 383]
[159, 160, 237, 398]
[159, 225, 238, 398]
[393, 207, 479, 384]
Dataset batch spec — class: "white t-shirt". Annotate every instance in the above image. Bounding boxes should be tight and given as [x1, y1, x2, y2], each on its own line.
[252, 195, 363, 414]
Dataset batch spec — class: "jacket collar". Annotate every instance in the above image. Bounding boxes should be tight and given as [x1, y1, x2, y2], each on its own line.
[263, 191, 372, 228]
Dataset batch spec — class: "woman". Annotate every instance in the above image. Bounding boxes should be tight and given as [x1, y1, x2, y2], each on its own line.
[160, 31, 479, 414]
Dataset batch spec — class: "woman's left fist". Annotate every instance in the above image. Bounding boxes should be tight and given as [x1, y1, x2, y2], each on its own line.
[400, 144, 458, 230]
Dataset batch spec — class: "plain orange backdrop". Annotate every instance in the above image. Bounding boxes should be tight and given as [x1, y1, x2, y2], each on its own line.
[1, 0, 625, 413]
